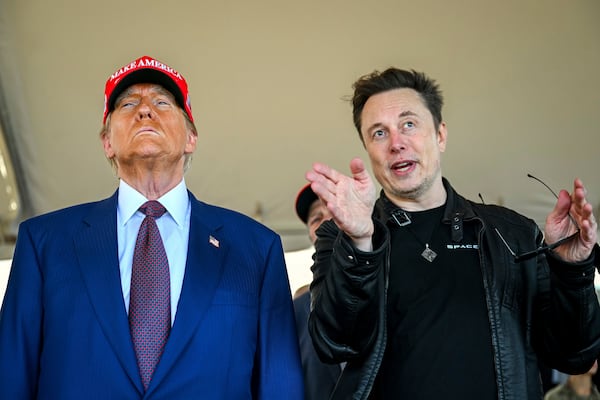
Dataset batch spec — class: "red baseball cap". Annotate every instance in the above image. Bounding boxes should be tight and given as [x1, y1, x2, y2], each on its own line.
[102, 55, 193, 124]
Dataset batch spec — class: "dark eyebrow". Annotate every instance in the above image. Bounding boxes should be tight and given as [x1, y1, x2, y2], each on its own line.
[398, 110, 419, 119]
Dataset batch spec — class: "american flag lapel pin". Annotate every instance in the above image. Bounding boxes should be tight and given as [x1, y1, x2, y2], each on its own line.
[209, 235, 220, 248]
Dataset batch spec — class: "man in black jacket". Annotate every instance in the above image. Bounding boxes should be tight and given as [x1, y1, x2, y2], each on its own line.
[305, 68, 600, 400]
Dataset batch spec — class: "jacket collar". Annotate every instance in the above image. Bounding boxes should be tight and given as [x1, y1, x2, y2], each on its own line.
[374, 177, 478, 242]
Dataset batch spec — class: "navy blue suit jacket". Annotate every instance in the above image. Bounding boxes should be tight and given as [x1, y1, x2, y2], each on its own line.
[294, 291, 341, 400]
[0, 191, 303, 399]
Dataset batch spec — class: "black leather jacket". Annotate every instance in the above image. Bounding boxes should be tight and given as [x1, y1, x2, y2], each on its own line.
[309, 179, 600, 400]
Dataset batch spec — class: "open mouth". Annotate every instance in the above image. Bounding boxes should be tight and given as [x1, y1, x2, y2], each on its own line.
[391, 161, 414, 172]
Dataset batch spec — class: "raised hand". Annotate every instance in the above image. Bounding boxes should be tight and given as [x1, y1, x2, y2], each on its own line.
[544, 178, 598, 263]
[306, 158, 376, 251]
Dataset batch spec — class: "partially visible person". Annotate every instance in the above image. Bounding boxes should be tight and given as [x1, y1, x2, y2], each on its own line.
[294, 283, 310, 299]
[545, 361, 600, 400]
[541, 360, 569, 395]
[306, 67, 600, 399]
[0, 55, 303, 399]
[293, 183, 342, 400]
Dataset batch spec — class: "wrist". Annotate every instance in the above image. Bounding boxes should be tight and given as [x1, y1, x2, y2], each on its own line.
[348, 222, 374, 251]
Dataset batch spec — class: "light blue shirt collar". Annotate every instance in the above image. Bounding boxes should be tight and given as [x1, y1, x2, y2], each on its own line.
[118, 178, 189, 227]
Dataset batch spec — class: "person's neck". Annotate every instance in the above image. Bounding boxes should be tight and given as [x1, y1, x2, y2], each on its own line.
[568, 374, 593, 397]
[385, 182, 447, 212]
[119, 165, 184, 200]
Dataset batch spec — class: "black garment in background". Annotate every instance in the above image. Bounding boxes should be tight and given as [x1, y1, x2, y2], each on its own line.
[294, 291, 341, 400]
[376, 205, 497, 399]
[539, 361, 556, 395]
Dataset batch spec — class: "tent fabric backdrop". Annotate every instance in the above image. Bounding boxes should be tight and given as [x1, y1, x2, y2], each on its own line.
[0, 0, 598, 257]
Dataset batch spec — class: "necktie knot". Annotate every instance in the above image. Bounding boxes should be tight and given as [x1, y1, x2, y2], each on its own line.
[140, 200, 166, 218]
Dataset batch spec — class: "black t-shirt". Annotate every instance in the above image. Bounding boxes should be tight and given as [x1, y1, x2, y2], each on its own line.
[375, 205, 497, 399]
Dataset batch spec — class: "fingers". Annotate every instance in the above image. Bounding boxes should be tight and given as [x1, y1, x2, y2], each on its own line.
[304, 158, 374, 212]
[546, 180, 587, 241]
[568, 178, 598, 247]
[571, 178, 590, 212]
[305, 162, 345, 206]
[545, 178, 597, 262]
[570, 179, 594, 222]
[306, 159, 367, 194]
[305, 163, 329, 183]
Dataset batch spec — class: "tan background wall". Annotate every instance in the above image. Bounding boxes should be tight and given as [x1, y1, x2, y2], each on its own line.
[0, 0, 598, 257]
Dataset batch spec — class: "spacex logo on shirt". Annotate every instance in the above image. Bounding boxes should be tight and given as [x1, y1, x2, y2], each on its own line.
[446, 244, 479, 250]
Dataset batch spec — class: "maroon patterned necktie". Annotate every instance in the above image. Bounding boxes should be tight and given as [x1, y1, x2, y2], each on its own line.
[129, 200, 171, 391]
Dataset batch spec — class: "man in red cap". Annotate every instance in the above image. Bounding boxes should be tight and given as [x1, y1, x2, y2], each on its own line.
[0, 55, 303, 399]
[292, 183, 342, 400]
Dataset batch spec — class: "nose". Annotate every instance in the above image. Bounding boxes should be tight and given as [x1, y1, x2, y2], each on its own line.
[136, 99, 154, 120]
[389, 130, 405, 153]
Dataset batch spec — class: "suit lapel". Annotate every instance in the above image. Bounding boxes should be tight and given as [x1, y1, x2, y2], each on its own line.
[74, 192, 143, 394]
[148, 194, 227, 392]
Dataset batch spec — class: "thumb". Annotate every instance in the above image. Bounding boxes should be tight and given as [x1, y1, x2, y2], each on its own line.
[349, 157, 368, 182]
[550, 189, 572, 220]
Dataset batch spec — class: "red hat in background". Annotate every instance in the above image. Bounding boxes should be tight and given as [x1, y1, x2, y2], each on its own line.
[103, 55, 193, 124]
[295, 183, 319, 224]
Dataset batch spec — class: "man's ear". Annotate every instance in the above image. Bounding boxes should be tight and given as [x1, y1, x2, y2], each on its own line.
[437, 122, 448, 152]
[102, 131, 115, 158]
[185, 127, 198, 154]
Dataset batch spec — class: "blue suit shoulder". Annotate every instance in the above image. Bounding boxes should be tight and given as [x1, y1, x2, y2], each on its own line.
[194, 198, 280, 239]
[18, 197, 114, 232]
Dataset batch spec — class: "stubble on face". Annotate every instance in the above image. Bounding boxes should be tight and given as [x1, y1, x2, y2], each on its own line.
[388, 166, 439, 201]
